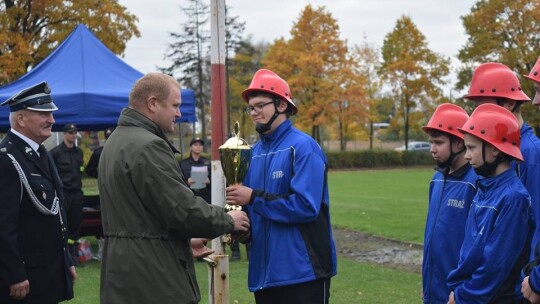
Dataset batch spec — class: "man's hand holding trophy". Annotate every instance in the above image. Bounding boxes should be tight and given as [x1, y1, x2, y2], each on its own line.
[219, 122, 252, 243]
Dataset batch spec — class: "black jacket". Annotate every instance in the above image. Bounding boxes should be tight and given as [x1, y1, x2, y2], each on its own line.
[85, 146, 103, 178]
[0, 131, 73, 303]
[180, 154, 212, 203]
[50, 142, 83, 191]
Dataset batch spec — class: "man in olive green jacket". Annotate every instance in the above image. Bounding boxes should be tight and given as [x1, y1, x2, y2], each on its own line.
[98, 73, 249, 304]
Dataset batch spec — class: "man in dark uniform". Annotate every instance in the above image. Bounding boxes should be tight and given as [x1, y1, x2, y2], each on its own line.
[180, 137, 212, 203]
[50, 123, 84, 265]
[85, 127, 114, 178]
[0, 82, 76, 303]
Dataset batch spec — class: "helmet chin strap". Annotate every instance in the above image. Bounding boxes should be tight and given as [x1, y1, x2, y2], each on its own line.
[474, 142, 503, 177]
[255, 102, 285, 134]
[436, 137, 465, 173]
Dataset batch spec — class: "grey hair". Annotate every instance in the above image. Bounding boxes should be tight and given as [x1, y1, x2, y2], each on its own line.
[8, 112, 16, 127]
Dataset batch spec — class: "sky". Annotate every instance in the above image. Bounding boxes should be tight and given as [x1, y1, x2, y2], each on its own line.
[117, 0, 477, 92]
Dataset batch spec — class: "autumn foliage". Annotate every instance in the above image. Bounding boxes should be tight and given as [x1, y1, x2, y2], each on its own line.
[380, 16, 450, 148]
[262, 5, 368, 145]
[0, 0, 139, 85]
[457, 0, 540, 129]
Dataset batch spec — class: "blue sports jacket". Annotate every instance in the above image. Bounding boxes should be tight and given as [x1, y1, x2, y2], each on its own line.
[243, 119, 337, 292]
[517, 124, 540, 223]
[423, 164, 477, 304]
[447, 169, 532, 303]
[518, 124, 540, 291]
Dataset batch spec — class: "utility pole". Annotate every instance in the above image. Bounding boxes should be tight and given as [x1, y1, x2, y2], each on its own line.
[208, 0, 229, 303]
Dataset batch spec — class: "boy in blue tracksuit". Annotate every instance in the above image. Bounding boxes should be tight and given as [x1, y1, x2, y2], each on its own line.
[520, 56, 540, 303]
[466, 63, 540, 296]
[446, 104, 533, 304]
[226, 69, 336, 304]
[421, 103, 477, 304]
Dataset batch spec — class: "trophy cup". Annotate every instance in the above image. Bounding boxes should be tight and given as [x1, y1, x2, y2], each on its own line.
[219, 122, 252, 244]
[219, 121, 252, 212]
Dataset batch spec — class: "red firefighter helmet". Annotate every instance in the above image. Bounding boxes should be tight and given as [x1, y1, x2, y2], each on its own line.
[458, 103, 523, 161]
[422, 103, 469, 140]
[465, 62, 530, 102]
[524, 56, 540, 83]
[242, 69, 297, 115]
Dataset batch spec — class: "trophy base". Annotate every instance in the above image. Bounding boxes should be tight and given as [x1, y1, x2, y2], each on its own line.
[224, 204, 242, 212]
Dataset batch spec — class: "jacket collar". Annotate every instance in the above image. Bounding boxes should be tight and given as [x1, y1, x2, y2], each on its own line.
[260, 119, 292, 143]
[57, 141, 76, 151]
[477, 167, 515, 192]
[188, 153, 206, 163]
[10, 128, 40, 153]
[436, 162, 472, 178]
[4, 130, 51, 177]
[118, 107, 179, 154]
[522, 122, 532, 135]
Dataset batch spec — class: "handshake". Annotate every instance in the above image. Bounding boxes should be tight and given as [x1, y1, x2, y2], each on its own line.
[225, 184, 253, 242]
[191, 209, 250, 259]
[226, 210, 251, 243]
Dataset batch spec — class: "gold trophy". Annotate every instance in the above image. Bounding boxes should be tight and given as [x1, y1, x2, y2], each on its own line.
[219, 122, 252, 212]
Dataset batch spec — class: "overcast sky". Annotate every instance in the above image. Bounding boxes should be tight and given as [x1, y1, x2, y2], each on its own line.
[117, 0, 477, 92]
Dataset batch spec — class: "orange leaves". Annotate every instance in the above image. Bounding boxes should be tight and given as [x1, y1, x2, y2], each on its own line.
[458, 0, 540, 127]
[380, 15, 450, 144]
[262, 5, 367, 144]
[0, 0, 139, 85]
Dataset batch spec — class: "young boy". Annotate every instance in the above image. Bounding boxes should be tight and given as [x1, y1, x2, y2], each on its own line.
[447, 103, 533, 303]
[466, 63, 540, 267]
[421, 103, 477, 304]
[519, 56, 540, 304]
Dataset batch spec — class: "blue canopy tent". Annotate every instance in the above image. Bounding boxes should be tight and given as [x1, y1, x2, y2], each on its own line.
[0, 24, 196, 131]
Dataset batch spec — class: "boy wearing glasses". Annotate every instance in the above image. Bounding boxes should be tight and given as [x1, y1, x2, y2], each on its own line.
[226, 69, 337, 304]
[51, 123, 85, 266]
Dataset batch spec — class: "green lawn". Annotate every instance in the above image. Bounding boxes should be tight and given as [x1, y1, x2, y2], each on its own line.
[72, 245, 422, 304]
[329, 168, 431, 244]
[193, 247, 421, 304]
[69, 168, 431, 303]
[82, 177, 99, 196]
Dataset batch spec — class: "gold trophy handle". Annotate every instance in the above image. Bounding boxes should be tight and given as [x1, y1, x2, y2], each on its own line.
[233, 121, 240, 137]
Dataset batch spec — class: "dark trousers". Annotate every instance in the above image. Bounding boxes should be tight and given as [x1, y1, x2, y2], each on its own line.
[254, 278, 331, 304]
[63, 189, 84, 240]
[193, 188, 211, 204]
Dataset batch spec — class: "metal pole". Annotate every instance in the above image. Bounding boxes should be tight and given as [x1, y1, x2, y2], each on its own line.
[178, 122, 184, 158]
[209, 0, 229, 303]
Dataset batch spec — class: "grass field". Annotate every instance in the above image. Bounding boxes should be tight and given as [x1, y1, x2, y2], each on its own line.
[70, 168, 432, 303]
[73, 246, 422, 304]
[329, 168, 432, 244]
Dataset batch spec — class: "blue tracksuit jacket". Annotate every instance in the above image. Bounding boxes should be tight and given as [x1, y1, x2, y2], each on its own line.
[447, 169, 532, 303]
[521, 123, 540, 294]
[423, 163, 477, 304]
[243, 119, 337, 292]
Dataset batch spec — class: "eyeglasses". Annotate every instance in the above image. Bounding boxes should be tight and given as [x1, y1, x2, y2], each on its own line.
[67, 131, 77, 134]
[245, 101, 275, 114]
